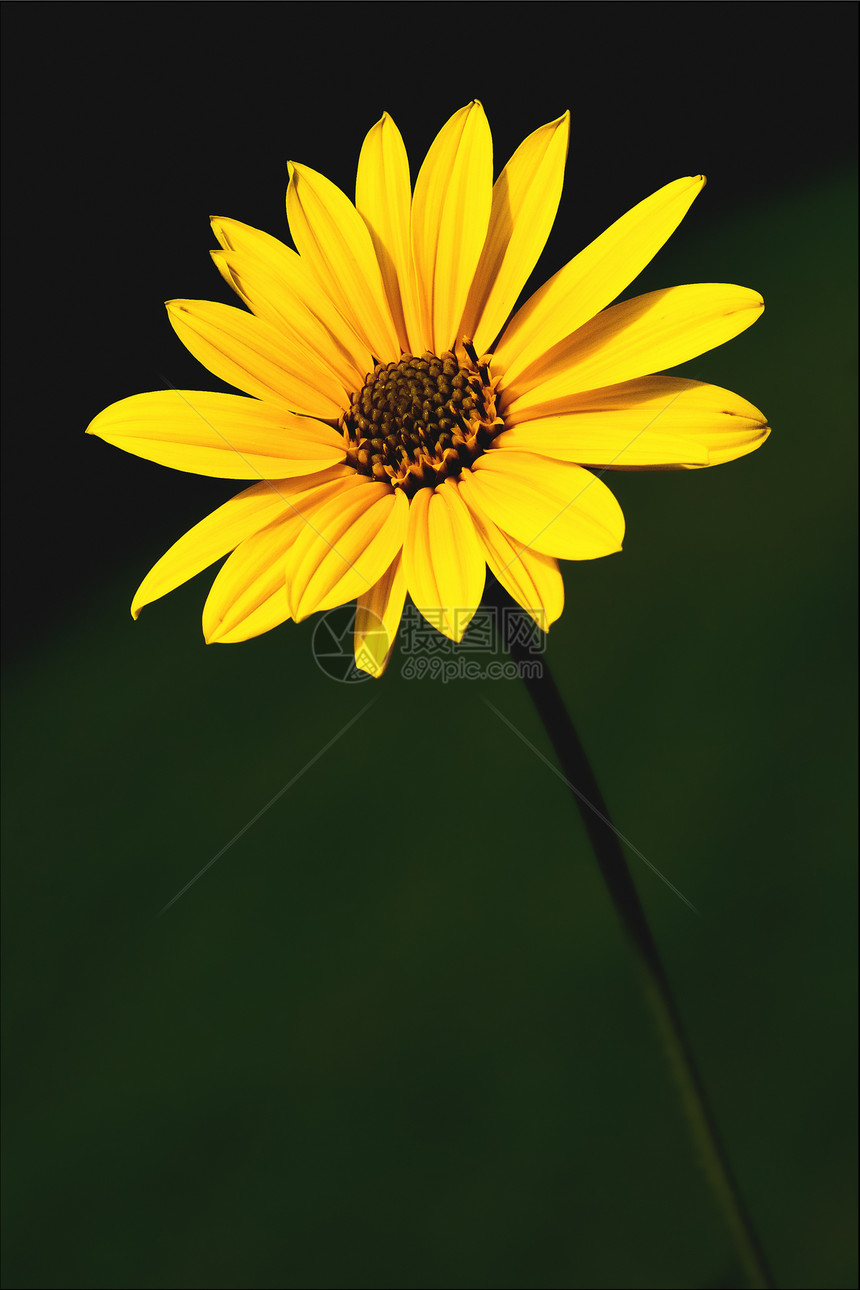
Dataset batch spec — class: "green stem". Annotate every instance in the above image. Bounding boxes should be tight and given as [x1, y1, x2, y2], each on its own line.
[505, 626, 774, 1289]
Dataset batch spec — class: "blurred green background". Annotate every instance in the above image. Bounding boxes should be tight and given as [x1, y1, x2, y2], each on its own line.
[2, 6, 857, 1288]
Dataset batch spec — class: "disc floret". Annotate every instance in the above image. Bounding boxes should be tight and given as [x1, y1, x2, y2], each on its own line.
[343, 341, 503, 495]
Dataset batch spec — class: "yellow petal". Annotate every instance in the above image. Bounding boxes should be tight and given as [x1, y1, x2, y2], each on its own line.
[87, 390, 346, 479]
[460, 450, 624, 560]
[460, 112, 570, 355]
[211, 252, 370, 394]
[410, 102, 493, 353]
[286, 162, 400, 363]
[285, 481, 409, 621]
[205, 472, 361, 642]
[459, 489, 564, 630]
[354, 554, 408, 678]
[499, 375, 770, 469]
[494, 175, 705, 387]
[356, 113, 426, 356]
[167, 299, 347, 419]
[203, 512, 302, 643]
[210, 216, 373, 389]
[403, 480, 486, 641]
[211, 214, 301, 263]
[131, 466, 351, 619]
[502, 284, 764, 418]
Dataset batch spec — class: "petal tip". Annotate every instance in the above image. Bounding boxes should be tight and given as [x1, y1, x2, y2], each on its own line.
[284, 586, 300, 622]
[209, 216, 232, 251]
[678, 174, 706, 197]
[354, 653, 385, 680]
[739, 291, 765, 317]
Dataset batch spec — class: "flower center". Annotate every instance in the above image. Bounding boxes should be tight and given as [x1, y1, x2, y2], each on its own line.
[342, 342, 503, 496]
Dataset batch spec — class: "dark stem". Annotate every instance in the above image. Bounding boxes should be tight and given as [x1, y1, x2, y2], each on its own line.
[502, 611, 775, 1290]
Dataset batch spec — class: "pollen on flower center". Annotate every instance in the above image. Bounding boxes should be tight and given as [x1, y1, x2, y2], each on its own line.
[342, 341, 503, 496]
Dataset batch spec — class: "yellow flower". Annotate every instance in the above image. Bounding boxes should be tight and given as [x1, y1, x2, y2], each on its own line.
[88, 102, 768, 677]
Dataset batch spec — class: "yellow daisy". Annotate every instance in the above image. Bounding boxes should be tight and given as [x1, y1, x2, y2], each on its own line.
[87, 102, 769, 677]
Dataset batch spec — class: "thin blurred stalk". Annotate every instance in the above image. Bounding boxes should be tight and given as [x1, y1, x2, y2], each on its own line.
[505, 625, 774, 1290]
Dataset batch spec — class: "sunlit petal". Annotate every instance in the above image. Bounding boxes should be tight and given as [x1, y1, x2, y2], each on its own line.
[87, 390, 345, 479]
[460, 112, 570, 355]
[356, 113, 426, 356]
[461, 451, 625, 560]
[285, 481, 409, 621]
[167, 298, 348, 418]
[287, 162, 400, 363]
[354, 554, 408, 678]
[494, 175, 705, 386]
[403, 480, 486, 641]
[131, 467, 351, 619]
[411, 102, 493, 353]
[499, 375, 769, 469]
[501, 284, 764, 417]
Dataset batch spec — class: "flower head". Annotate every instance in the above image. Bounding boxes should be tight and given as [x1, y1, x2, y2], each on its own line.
[88, 103, 768, 676]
